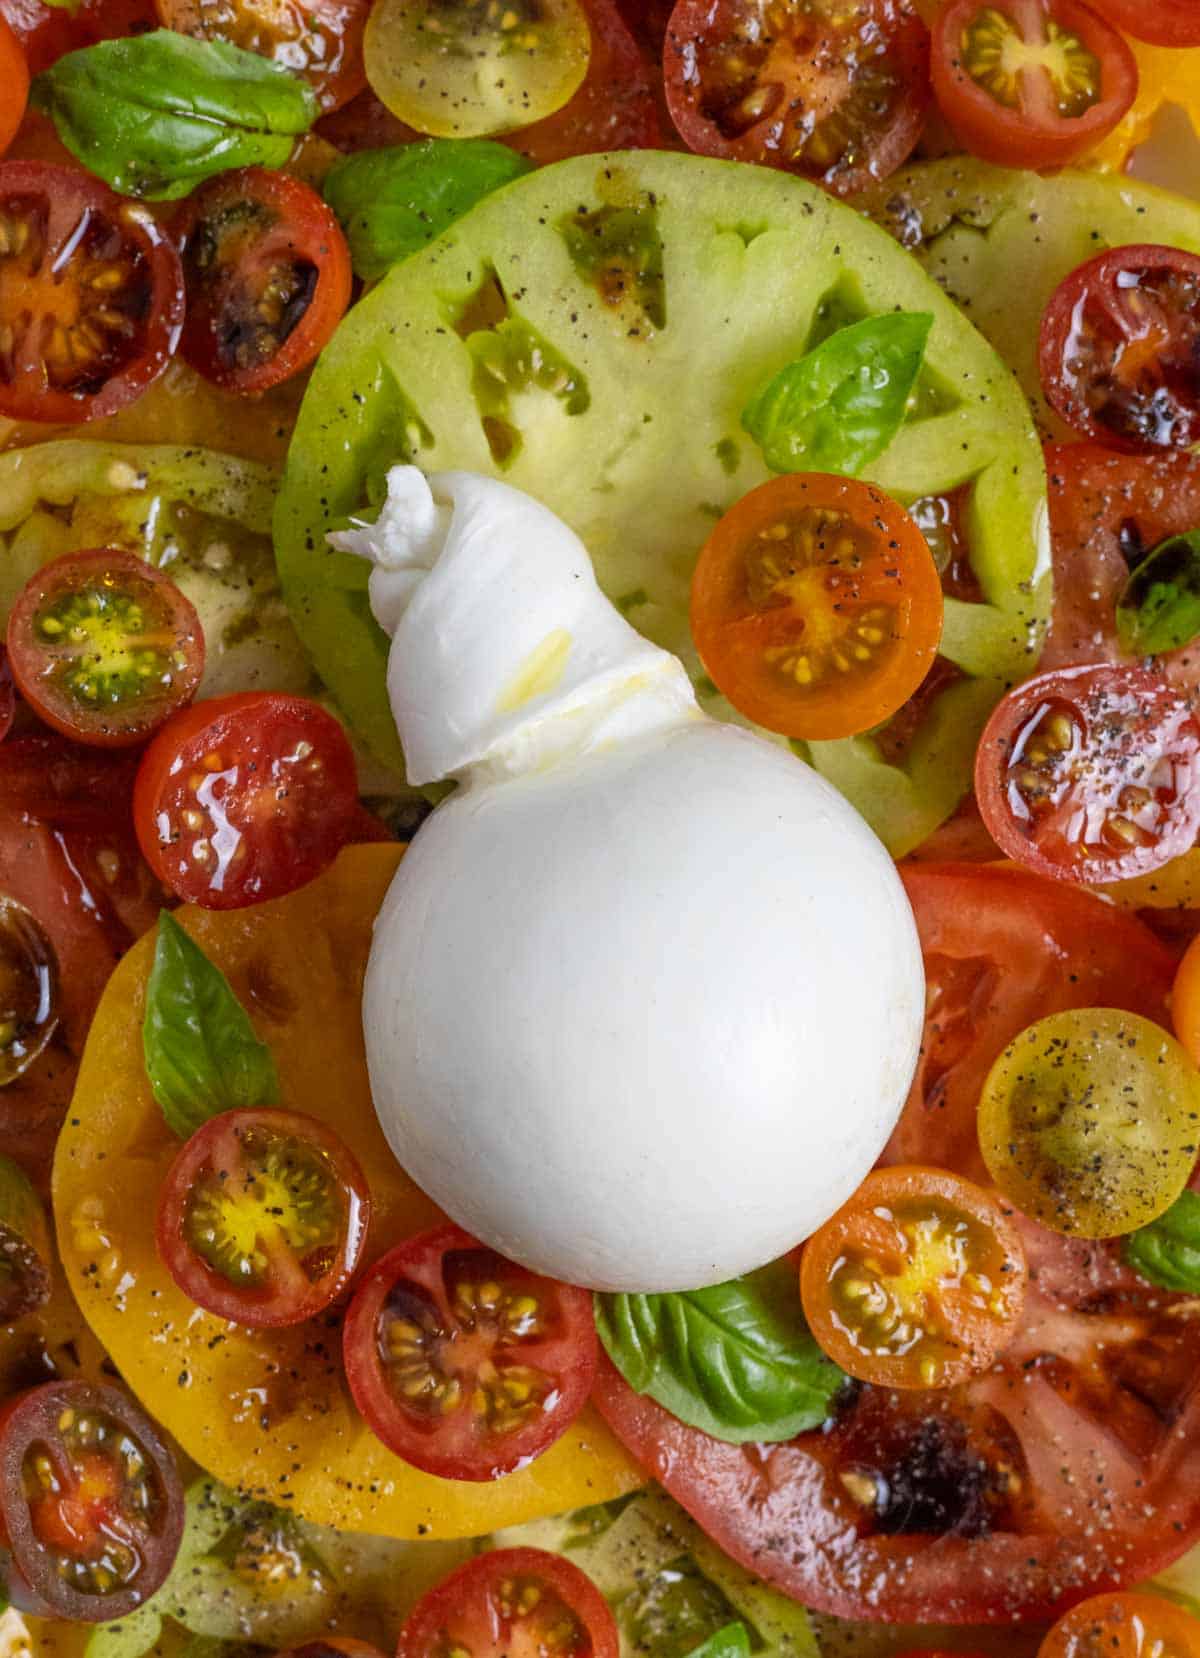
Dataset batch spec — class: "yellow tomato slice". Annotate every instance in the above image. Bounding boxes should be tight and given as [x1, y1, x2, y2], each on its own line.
[53, 845, 643, 1539]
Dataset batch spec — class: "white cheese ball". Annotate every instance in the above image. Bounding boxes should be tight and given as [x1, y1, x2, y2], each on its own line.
[364, 719, 924, 1293]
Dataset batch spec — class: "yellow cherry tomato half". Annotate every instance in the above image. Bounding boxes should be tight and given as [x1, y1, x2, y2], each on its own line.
[1039, 1593, 1200, 1658]
[363, 0, 591, 138]
[978, 1008, 1200, 1239]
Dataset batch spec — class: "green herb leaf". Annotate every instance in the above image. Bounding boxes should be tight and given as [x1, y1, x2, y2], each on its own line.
[143, 912, 279, 1139]
[323, 139, 531, 283]
[32, 31, 319, 201]
[1117, 530, 1200, 658]
[1124, 1189, 1200, 1292]
[742, 312, 934, 477]
[684, 1626, 751, 1658]
[595, 1260, 844, 1445]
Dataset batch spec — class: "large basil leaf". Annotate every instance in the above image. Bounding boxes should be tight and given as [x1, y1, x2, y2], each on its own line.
[742, 311, 933, 477]
[1117, 530, 1200, 658]
[1125, 1190, 1200, 1292]
[32, 32, 319, 201]
[595, 1261, 844, 1445]
[143, 912, 279, 1139]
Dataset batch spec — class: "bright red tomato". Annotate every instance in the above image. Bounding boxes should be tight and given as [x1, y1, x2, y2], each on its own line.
[1086, 0, 1200, 44]
[663, 0, 930, 196]
[396, 1549, 618, 1658]
[132, 692, 360, 909]
[930, 0, 1136, 170]
[0, 0, 154, 75]
[0, 14, 28, 155]
[153, 0, 368, 111]
[343, 1224, 597, 1482]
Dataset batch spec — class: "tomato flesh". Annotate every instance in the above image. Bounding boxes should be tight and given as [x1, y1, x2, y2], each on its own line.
[1085, 0, 1200, 46]
[0, 14, 28, 156]
[1039, 1593, 1200, 1658]
[396, 1548, 618, 1658]
[0, 896, 57, 1088]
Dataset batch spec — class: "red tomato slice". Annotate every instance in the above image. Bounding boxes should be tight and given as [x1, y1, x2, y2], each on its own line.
[343, 1224, 597, 1482]
[132, 692, 360, 909]
[663, 0, 930, 196]
[615, 0, 673, 52]
[1041, 246, 1200, 453]
[153, 0, 368, 111]
[156, 1107, 371, 1328]
[1085, 0, 1200, 45]
[175, 167, 351, 396]
[396, 1548, 618, 1658]
[974, 662, 1200, 885]
[0, 14, 28, 156]
[0, 894, 58, 1089]
[930, 0, 1136, 170]
[0, 1379, 183, 1621]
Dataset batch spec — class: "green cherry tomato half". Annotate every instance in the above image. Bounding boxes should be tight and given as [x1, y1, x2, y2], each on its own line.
[978, 1008, 1200, 1238]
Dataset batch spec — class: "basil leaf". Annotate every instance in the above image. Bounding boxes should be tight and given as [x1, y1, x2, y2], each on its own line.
[1117, 530, 1200, 658]
[595, 1260, 844, 1445]
[685, 1626, 751, 1658]
[742, 312, 934, 477]
[143, 912, 279, 1139]
[1124, 1190, 1200, 1292]
[323, 140, 531, 283]
[32, 31, 319, 201]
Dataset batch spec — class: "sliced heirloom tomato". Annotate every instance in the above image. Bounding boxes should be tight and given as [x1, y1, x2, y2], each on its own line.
[156, 1107, 371, 1328]
[663, 0, 930, 197]
[176, 168, 351, 396]
[1086, 0, 1200, 45]
[0, 1378, 184, 1621]
[1040, 1594, 1200, 1658]
[133, 692, 360, 909]
[0, 897, 57, 1089]
[930, 0, 1136, 171]
[396, 1549, 618, 1658]
[0, 14, 28, 156]
[6, 550, 204, 748]
[0, 162, 183, 425]
[690, 472, 943, 742]
[154, 0, 369, 112]
[343, 1224, 597, 1482]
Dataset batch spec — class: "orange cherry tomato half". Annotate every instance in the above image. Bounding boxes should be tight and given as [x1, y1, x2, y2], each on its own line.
[1086, 0, 1200, 45]
[1039, 1593, 1200, 1658]
[689, 472, 943, 741]
[153, 0, 368, 111]
[175, 167, 352, 396]
[1173, 933, 1200, 1070]
[799, 1165, 1027, 1390]
[396, 1548, 618, 1658]
[0, 14, 28, 155]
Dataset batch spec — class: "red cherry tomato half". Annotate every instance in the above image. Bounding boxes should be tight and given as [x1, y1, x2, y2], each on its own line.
[396, 1548, 618, 1658]
[132, 692, 360, 909]
[1040, 246, 1200, 454]
[342, 1224, 597, 1482]
[153, 0, 368, 111]
[0, 15, 28, 155]
[930, 0, 1136, 171]
[7, 550, 204, 749]
[0, 1379, 184, 1622]
[175, 167, 352, 396]
[0, 162, 183, 425]
[156, 1107, 371, 1328]
[1085, 0, 1200, 45]
[0, 0, 156, 75]
[974, 662, 1200, 886]
[663, 0, 930, 197]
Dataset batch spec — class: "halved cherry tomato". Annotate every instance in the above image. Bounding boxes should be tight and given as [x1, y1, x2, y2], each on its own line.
[153, 0, 368, 112]
[132, 692, 360, 909]
[343, 1224, 597, 1482]
[175, 168, 351, 396]
[930, 0, 1136, 170]
[0, 162, 183, 425]
[800, 1166, 1026, 1390]
[0, 1379, 184, 1621]
[156, 1107, 371, 1328]
[1086, 0, 1200, 45]
[663, 0, 931, 197]
[1040, 1593, 1200, 1658]
[690, 472, 944, 741]
[1040, 247, 1200, 454]
[0, 15, 28, 156]
[975, 663, 1200, 886]
[0, 896, 58, 1087]
[1174, 933, 1200, 1068]
[396, 1548, 618, 1658]
[6, 550, 204, 749]
[1, 0, 156, 75]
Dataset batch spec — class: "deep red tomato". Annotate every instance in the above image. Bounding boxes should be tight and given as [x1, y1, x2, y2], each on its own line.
[396, 1549, 618, 1658]
[132, 692, 360, 909]
[0, 893, 58, 1090]
[1085, 0, 1200, 44]
[615, 0, 674, 52]
[175, 167, 351, 395]
[1041, 246, 1200, 453]
[0, 14, 28, 155]
[0, 1380, 184, 1621]
[930, 0, 1136, 170]
[156, 1107, 371, 1328]
[7, 550, 204, 748]
[275, 1643, 387, 1658]
[974, 662, 1200, 885]
[663, 0, 930, 196]
[0, 162, 183, 424]
[1039, 1593, 1200, 1658]
[153, 0, 368, 111]
[342, 1224, 597, 1482]
[0, 647, 14, 743]
[0, 0, 154, 75]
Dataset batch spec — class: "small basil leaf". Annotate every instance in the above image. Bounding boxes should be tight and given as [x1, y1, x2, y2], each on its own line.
[143, 912, 279, 1139]
[742, 311, 934, 477]
[1124, 1190, 1200, 1292]
[1117, 530, 1200, 658]
[323, 140, 531, 283]
[685, 1626, 751, 1658]
[32, 31, 319, 201]
[595, 1260, 844, 1445]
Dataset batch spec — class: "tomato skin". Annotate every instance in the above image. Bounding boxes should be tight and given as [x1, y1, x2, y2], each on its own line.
[930, 0, 1136, 170]
[1086, 0, 1200, 44]
[0, 648, 14, 744]
[0, 0, 154, 75]
[1173, 935, 1200, 1070]
[153, 0, 368, 112]
[0, 14, 28, 155]
[1039, 1593, 1200, 1658]
[396, 1548, 618, 1658]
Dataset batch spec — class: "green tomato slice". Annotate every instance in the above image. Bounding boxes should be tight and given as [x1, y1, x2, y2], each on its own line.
[275, 151, 1048, 854]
